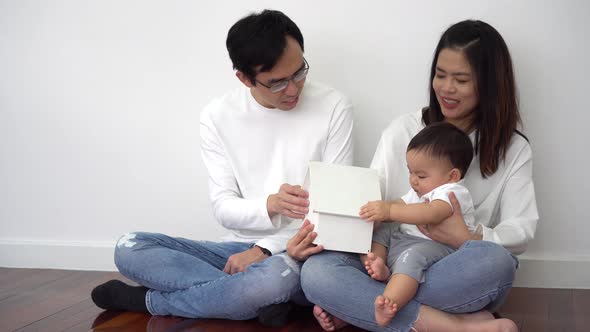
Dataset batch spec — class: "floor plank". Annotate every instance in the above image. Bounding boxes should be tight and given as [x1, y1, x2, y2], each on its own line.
[496, 287, 527, 330]
[573, 288, 590, 332]
[15, 298, 105, 332]
[547, 289, 574, 332]
[0, 269, 73, 301]
[0, 269, 122, 332]
[0, 268, 588, 332]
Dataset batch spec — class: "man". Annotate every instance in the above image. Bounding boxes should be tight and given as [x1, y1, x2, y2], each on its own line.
[91, 9, 354, 325]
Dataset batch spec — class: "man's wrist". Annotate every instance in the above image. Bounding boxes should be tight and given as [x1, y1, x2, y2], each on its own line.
[255, 245, 272, 256]
[266, 195, 277, 218]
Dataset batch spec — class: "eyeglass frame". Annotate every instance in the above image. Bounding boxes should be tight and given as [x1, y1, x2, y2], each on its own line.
[255, 58, 309, 93]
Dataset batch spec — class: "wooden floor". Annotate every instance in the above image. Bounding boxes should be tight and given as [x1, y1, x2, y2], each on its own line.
[0, 268, 588, 332]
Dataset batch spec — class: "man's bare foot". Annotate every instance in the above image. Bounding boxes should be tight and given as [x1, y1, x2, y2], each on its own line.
[364, 252, 391, 281]
[374, 295, 398, 327]
[312, 305, 348, 331]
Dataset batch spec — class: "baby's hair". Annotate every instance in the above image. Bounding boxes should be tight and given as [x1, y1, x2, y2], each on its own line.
[407, 122, 474, 178]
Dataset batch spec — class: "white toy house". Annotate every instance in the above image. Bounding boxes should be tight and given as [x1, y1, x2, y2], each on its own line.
[303, 161, 382, 253]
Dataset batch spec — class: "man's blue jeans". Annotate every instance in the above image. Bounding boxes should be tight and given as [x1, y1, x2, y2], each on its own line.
[301, 240, 518, 332]
[114, 232, 304, 319]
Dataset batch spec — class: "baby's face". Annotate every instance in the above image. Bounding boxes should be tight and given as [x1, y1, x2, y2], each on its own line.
[406, 149, 455, 197]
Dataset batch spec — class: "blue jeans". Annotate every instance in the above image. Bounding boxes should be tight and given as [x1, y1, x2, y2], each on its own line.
[114, 232, 305, 319]
[301, 240, 518, 332]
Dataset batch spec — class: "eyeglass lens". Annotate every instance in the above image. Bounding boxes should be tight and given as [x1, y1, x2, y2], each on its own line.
[270, 68, 308, 93]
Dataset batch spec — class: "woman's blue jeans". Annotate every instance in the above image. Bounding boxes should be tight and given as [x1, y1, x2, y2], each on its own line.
[301, 240, 518, 332]
[114, 232, 305, 319]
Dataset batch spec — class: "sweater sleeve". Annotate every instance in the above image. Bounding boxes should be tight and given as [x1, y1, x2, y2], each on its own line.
[323, 97, 354, 165]
[370, 112, 422, 200]
[200, 109, 277, 232]
[478, 142, 539, 255]
[254, 97, 356, 254]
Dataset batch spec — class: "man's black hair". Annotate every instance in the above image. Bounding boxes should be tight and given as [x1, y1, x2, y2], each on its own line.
[226, 9, 304, 85]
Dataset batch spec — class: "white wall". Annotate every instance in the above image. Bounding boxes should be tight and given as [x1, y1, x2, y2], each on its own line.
[1, 0, 589, 287]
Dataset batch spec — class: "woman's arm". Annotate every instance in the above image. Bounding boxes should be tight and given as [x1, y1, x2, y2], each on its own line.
[479, 151, 538, 254]
[418, 192, 479, 249]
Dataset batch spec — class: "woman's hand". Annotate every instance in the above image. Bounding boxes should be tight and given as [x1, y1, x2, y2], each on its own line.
[287, 219, 324, 261]
[417, 192, 481, 249]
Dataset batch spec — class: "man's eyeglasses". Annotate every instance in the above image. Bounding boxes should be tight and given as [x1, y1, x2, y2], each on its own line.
[256, 58, 309, 93]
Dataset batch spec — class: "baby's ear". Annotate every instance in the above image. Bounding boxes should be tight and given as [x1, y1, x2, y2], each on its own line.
[449, 168, 462, 182]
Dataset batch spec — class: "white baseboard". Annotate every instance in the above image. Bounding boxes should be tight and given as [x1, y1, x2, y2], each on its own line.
[514, 254, 590, 289]
[1, 240, 589, 289]
[0, 239, 117, 271]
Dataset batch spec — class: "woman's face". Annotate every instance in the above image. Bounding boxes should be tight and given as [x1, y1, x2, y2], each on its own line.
[432, 48, 479, 132]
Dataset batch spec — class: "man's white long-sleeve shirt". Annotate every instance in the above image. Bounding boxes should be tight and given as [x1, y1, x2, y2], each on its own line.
[200, 81, 354, 254]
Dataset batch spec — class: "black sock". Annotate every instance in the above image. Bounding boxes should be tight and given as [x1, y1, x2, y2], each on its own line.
[258, 302, 293, 327]
[91, 279, 149, 313]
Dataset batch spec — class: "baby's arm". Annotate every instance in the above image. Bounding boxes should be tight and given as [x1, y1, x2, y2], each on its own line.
[390, 199, 452, 225]
[360, 199, 404, 222]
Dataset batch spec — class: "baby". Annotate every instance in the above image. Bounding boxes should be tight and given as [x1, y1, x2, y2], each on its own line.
[359, 121, 476, 326]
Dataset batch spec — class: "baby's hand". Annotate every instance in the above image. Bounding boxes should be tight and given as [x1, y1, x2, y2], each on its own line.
[359, 201, 391, 222]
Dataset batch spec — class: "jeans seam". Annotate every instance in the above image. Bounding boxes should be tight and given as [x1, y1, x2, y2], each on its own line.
[116, 238, 247, 291]
[149, 258, 299, 319]
[116, 252, 192, 291]
[441, 282, 513, 312]
[145, 289, 155, 314]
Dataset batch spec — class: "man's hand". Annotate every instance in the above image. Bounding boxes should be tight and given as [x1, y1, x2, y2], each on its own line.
[287, 219, 324, 261]
[223, 246, 269, 275]
[267, 183, 309, 219]
[417, 192, 480, 249]
[359, 200, 392, 222]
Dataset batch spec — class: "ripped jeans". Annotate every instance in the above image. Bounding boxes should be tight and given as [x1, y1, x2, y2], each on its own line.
[114, 232, 305, 319]
[301, 240, 518, 332]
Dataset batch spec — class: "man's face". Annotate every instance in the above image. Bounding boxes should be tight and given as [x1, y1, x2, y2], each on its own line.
[238, 36, 306, 111]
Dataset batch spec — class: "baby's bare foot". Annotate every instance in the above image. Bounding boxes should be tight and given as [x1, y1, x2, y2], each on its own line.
[364, 252, 391, 281]
[374, 295, 398, 327]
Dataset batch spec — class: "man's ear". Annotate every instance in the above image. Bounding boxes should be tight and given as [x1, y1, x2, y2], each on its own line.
[236, 71, 255, 88]
[449, 168, 462, 182]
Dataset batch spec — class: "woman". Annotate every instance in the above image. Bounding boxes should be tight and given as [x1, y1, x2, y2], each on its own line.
[289, 20, 539, 331]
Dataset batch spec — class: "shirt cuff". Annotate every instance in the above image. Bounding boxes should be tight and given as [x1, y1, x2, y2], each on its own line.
[478, 223, 494, 242]
[254, 239, 286, 256]
[260, 197, 281, 228]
